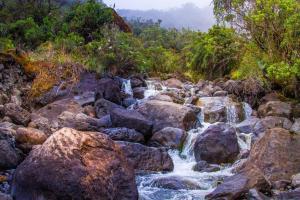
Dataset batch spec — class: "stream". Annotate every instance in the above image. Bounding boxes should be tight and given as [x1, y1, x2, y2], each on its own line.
[121, 80, 253, 200]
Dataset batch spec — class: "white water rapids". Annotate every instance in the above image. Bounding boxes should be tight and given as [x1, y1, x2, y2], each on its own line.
[133, 80, 253, 200]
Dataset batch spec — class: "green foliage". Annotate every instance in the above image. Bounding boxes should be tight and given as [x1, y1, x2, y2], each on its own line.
[0, 38, 15, 52]
[65, 0, 113, 41]
[188, 25, 241, 79]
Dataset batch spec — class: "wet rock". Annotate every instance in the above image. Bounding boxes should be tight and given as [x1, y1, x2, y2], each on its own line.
[184, 96, 198, 105]
[130, 75, 146, 88]
[292, 173, 300, 188]
[160, 91, 185, 104]
[3, 103, 30, 126]
[164, 78, 183, 89]
[15, 127, 47, 152]
[236, 117, 260, 134]
[148, 127, 187, 149]
[248, 188, 270, 200]
[194, 123, 239, 164]
[150, 176, 201, 190]
[291, 118, 300, 134]
[244, 128, 300, 183]
[73, 91, 95, 106]
[253, 116, 293, 136]
[272, 180, 291, 190]
[30, 99, 83, 135]
[0, 140, 21, 170]
[12, 128, 138, 200]
[0, 193, 12, 200]
[275, 189, 300, 199]
[132, 87, 146, 99]
[148, 94, 173, 102]
[192, 161, 209, 172]
[95, 78, 122, 105]
[94, 98, 123, 119]
[116, 141, 174, 172]
[258, 101, 292, 118]
[137, 100, 198, 132]
[213, 90, 228, 97]
[196, 97, 244, 123]
[57, 111, 105, 132]
[111, 108, 153, 139]
[122, 97, 137, 108]
[98, 115, 112, 128]
[206, 167, 270, 200]
[103, 128, 144, 143]
[82, 105, 96, 118]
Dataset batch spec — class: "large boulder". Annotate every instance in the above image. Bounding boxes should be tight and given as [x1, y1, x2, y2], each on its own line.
[3, 103, 30, 126]
[148, 127, 187, 149]
[150, 176, 201, 190]
[253, 116, 293, 136]
[30, 99, 83, 134]
[94, 98, 123, 119]
[130, 75, 146, 88]
[132, 87, 146, 99]
[235, 117, 260, 134]
[103, 128, 145, 143]
[116, 141, 174, 172]
[0, 139, 22, 170]
[57, 111, 105, 132]
[12, 128, 138, 200]
[196, 97, 244, 124]
[194, 123, 240, 164]
[15, 127, 47, 152]
[258, 101, 292, 118]
[111, 108, 153, 139]
[95, 78, 122, 105]
[243, 128, 300, 183]
[206, 167, 270, 199]
[137, 100, 198, 132]
[164, 78, 183, 89]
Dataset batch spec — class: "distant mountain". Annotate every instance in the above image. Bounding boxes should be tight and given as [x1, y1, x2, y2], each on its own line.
[117, 3, 215, 31]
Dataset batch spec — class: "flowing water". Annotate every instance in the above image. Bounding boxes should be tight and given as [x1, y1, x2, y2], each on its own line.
[122, 79, 133, 97]
[135, 80, 253, 200]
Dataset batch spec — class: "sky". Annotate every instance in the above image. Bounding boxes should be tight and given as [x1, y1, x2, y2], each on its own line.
[103, 0, 212, 10]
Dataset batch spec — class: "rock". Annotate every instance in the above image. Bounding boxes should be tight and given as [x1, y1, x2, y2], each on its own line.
[160, 91, 185, 104]
[73, 91, 95, 106]
[192, 161, 209, 172]
[258, 101, 292, 118]
[148, 94, 173, 102]
[98, 115, 112, 128]
[116, 141, 173, 172]
[184, 96, 198, 105]
[253, 116, 293, 136]
[194, 123, 239, 164]
[0, 193, 12, 200]
[12, 128, 138, 200]
[3, 103, 30, 126]
[0, 140, 21, 170]
[272, 180, 291, 190]
[57, 111, 105, 131]
[150, 176, 201, 190]
[82, 105, 96, 118]
[206, 167, 270, 200]
[111, 108, 153, 139]
[236, 117, 260, 134]
[122, 97, 137, 108]
[130, 75, 146, 88]
[196, 97, 244, 123]
[291, 118, 300, 134]
[292, 173, 300, 188]
[94, 98, 123, 119]
[95, 78, 122, 104]
[30, 99, 83, 135]
[132, 87, 146, 99]
[213, 90, 228, 97]
[15, 127, 47, 152]
[103, 128, 145, 143]
[275, 189, 300, 199]
[292, 103, 300, 118]
[137, 100, 198, 132]
[148, 127, 187, 149]
[164, 78, 183, 89]
[243, 128, 300, 183]
[248, 188, 270, 200]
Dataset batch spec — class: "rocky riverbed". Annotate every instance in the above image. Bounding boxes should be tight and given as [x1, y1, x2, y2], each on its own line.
[0, 60, 300, 200]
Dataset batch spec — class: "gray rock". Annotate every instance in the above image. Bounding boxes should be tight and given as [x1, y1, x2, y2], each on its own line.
[150, 176, 201, 190]
[0, 140, 21, 170]
[4, 103, 30, 126]
[94, 98, 123, 119]
[291, 118, 300, 134]
[103, 128, 144, 143]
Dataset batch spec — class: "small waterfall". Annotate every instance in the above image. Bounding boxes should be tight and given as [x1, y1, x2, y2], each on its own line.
[243, 102, 253, 119]
[226, 103, 238, 125]
[122, 79, 133, 97]
[144, 80, 166, 99]
[237, 133, 253, 151]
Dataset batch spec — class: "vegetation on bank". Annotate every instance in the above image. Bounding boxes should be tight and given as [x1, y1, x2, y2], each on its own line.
[0, 0, 299, 98]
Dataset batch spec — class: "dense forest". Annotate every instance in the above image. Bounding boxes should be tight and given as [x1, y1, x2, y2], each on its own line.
[0, 0, 299, 98]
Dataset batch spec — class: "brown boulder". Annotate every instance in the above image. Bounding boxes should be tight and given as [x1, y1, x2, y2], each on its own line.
[137, 100, 198, 132]
[103, 128, 145, 143]
[94, 98, 123, 119]
[15, 127, 47, 152]
[164, 78, 183, 89]
[0, 139, 22, 170]
[3, 103, 30, 126]
[116, 141, 174, 172]
[194, 123, 240, 164]
[12, 128, 138, 200]
[148, 127, 187, 149]
[95, 78, 122, 105]
[253, 116, 293, 136]
[258, 101, 292, 118]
